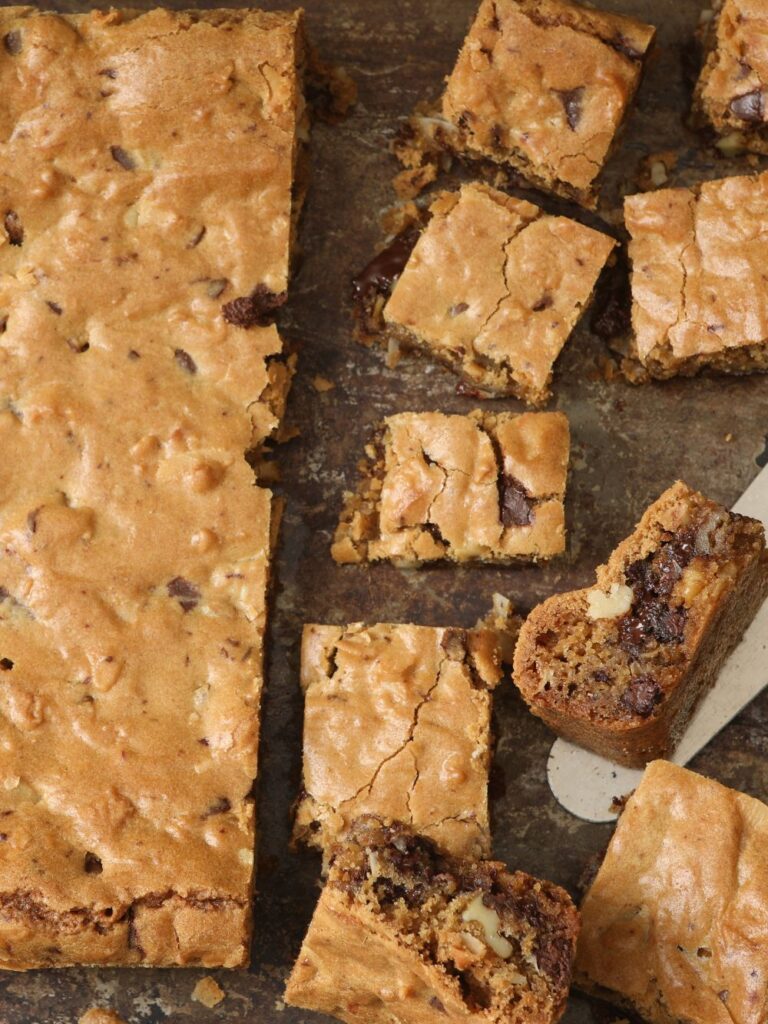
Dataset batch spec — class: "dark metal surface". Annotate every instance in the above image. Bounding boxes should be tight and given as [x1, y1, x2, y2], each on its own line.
[2, 0, 768, 1021]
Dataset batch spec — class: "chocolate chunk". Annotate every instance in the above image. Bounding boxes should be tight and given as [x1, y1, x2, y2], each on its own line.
[449, 302, 469, 317]
[174, 348, 197, 374]
[127, 349, 140, 361]
[500, 475, 534, 527]
[98, 67, 117, 79]
[610, 34, 644, 61]
[592, 669, 611, 683]
[352, 226, 420, 306]
[554, 87, 584, 131]
[26, 508, 38, 534]
[0, 658, 13, 671]
[84, 852, 103, 874]
[66, 337, 90, 353]
[429, 997, 447, 1014]
[4, 210, 23, 246]
[46, 301, 62, 316]
[3, 30, 21, 56]
[730, 89, 764, 123]
[620, 676, 663, 717]
[221, 284, 286, 328]
[532, 294, 553, 312]
[167, 576, 200, 613]
[187, 225, 206, 249]
[490, 123, 504, 149]
[203, 796, 231, 818]
[110, 145, 136, 170]
[0, 316, 7, 335]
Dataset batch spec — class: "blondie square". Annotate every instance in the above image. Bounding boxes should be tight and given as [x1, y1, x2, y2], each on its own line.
[694, 0, 768, 155]
[625, 172, 768, 380]
[0, 6, 304, 969]
[285, 819, 579, 1024]
[381, 184, 615, 405]
[332, 411, 570, 565]
[576, 761, 768, 1024]
[442, 0, 655, 206]
[513, 482, 768, 767]
[293, 623, 503, 864]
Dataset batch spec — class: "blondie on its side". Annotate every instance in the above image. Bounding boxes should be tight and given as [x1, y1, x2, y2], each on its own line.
[0, 6, 305, 969]
[625, 171, 768, 380]
[513, 482, 768, 767]
[442, 0, 655, 206]
[694, 0, 768, 155]
[576, 761, 768, 1024]
[374, 183, 615, 405]
[286, 818, 579, 1024]
[332, 411, 570, 565]
[293, 623, 502, 865]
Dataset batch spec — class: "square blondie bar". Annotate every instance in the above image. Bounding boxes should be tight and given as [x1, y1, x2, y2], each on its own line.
[379, 184, 615, 405]
[625, 171, 768, 380]
[293, 623, 503, 864]
[0, 6, 305, 969]
[442, 0, 655, 206]
[332, 411, 570, 565]
[286, 819, 579, 1024]
[576, 761, 768, 1023]
[513, 482, 768, 767]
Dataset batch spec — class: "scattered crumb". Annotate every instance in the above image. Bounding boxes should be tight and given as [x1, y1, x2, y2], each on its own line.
[312, 375, 335, 393]
[385, 336, 402, 369]
[255, 459, 282, 484]
[305, 46, 357, 124]
[379, 200, 421, 236]
[275, 423, 301, 443]
[393, 163, 437, 200]
[274, 997, 287, 1012]
[475, 592, 524, 664]
[724, 432, 734, 442]
[79, 1010, 127, 1024]
[192, 976, 226, 1009]
[610, 791, 632, 814]
[636, 150, 678, 191]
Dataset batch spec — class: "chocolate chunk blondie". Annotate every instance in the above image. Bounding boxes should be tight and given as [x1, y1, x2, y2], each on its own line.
[442, 0, 655, 206]
[576, 761, 768, 1023]
[332, 411, 570, 565]
[371, 184, 615, 405]
[624, 171, 768, 380]
[0, 6, 305, 969]
[293, 623, 503, 865]
[513, 482, 768, 767]
[694, 0, 768, 155]
[285, 819, 579, 1024]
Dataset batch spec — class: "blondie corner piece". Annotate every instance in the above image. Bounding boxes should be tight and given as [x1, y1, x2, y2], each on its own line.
[285, 819, 579, 1024]
[513, 482, 768, 768]
[0, 5, 305, 969]
[379, 184, 615, 405]
[625, 171, 768, 381]
[694, 0, 768, 156]
[576, 761, 768, 1023]
[332, 411, 569, 565]
[442, 0, 655, 206]
[293, 623, 502, 865]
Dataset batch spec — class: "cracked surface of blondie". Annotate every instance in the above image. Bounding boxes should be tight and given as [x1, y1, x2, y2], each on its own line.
[0, 6, 304, 969]
[383, 184, 615, 404]
[513, 482, 768, 766]
[332, 410, 570, 565]
[625, 171, 768, 380]
[293, 623, 503, 864]
[576, 761, 768, 1024]
[286, 818, 579, 1024]
[442, 0, 655, 205]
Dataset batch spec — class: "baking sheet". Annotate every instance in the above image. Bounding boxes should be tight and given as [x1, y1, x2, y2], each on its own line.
[1, 0, 768, 1021]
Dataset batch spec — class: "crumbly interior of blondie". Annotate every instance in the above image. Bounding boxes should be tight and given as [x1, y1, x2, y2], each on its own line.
[331, 820, 576, 1020]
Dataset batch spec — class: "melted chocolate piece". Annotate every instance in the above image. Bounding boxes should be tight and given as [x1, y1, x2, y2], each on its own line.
[203, 797, 231, 817]
[620, 675, 663, 717]
[110, 145, 135, 170]
[532, 293, 553, 312]
[730, 89, 764, 123]
[167, 576, 200, 613]
[352, 226, 420, 306]
[500, 475, 534, 527]
[554, 87, 584, 131]
[46, 301, 62, 315]
[221, 285, 285, 328]
[174, 348, 197, 374]
[84, 852, 103, 875]
[4, 210, 23, 246]
[3, 31, 21, 56]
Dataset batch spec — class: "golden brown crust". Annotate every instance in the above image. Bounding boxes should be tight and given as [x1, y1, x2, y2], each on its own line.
[625, 172, 768, 380]
[293, 623, 503, 864]
[442, 0, 655, 205]
[576, 761, 768, 1024]
[0, 6, 304, 969]
[332, 410, 570, 566]
[513, 482, 768, 767]
[382, 184, 615, 404]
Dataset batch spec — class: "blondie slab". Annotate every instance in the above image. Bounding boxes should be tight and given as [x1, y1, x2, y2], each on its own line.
[293, 623, 503, 864]
[0, 6, 305, 969]
[286, 819, 579, 1024]
[332, 411, 570, 565]
[379, 184, 615, 404]
[513, 482, 768, 767]
[625, 172, 768, 380]
[694, 0, 768, 155]
[576, 761, 768, 1024]
[442, 0, 655, 206]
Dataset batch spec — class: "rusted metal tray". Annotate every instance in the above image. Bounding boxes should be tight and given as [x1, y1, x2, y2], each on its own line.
[1, 0, 767, 1020]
